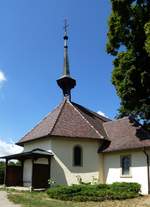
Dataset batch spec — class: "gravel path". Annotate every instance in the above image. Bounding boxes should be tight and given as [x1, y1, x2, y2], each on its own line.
[0, 191, 21, 207]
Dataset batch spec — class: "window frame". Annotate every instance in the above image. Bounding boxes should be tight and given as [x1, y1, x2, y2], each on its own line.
[120, 155, 132, 178]
[73, 145, 83, 167]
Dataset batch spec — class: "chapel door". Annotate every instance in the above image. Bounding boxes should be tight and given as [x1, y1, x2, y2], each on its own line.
[32, 163, 50, 188]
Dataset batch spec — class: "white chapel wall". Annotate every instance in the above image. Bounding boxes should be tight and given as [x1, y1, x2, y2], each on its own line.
[50, 137, 101, 185]
[23, 138, 52, 187]
[103, 150, 149, 194]
[23, 138, 52, 152]
[23, 159, 32, 187]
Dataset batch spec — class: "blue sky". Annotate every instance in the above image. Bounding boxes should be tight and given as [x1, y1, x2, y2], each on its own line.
[0, 0, 120, 144]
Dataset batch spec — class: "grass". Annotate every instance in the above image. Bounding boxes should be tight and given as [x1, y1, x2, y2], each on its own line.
[7, 190, 150, 207]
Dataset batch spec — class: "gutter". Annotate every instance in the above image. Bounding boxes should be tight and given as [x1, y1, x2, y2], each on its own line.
[143, 148, 150, 194]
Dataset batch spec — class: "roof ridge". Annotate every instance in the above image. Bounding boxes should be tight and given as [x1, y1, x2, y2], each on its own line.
[17, 100, 66, 144]
[69, 101, 104, 138]
[102, 122, 110, 139]
[50, 98, 67, 135]
[71, 102, 111, 122]
[103, 116, 129, 125]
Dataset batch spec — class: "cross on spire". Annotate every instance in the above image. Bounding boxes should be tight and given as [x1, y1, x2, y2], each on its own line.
[64, 19, 69, 34]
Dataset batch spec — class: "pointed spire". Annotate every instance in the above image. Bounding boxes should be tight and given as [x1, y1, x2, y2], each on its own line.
[57, 20, 76, 101]
[63, 19, 70, 76]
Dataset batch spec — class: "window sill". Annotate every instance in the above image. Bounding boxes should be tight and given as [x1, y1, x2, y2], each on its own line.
[120, 175, 132, 178]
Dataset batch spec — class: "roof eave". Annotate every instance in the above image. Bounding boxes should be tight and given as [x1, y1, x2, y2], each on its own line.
[16, 134, 105, 146]
[102, 146, 150, 153]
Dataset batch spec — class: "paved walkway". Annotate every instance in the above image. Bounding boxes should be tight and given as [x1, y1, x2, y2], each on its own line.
[0, 191, 21, 207]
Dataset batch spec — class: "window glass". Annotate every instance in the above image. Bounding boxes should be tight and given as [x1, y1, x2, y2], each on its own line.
[121, 155, 131, 175]
[73, 146, 82, 166]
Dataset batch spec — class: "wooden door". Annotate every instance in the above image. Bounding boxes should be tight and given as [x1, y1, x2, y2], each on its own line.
[6, 166, 23, 186]
[32, 164, 50, 188]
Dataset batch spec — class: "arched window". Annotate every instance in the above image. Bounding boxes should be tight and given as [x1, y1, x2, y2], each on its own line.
[73, 146, 82, 166]
[121, 155, 131, 176]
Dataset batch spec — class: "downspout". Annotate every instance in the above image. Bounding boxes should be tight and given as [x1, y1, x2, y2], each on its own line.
[143, 148, 150, 194]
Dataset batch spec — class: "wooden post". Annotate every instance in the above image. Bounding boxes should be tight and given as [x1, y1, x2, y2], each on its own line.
[48, 157, 51, 178]
[31, 159, 34, 191]
[48, 157, 51, 188]
[4, 159, 8, 186]
[21, 160, 24, 186]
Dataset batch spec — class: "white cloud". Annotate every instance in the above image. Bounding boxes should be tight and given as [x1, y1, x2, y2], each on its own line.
[0, 139, 23, 157]
[97, 110, 108, 118]
[0, 70, 6, 89]
[0, 70, 6, 82]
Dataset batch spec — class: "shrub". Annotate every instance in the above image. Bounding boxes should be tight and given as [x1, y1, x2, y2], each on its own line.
[47, 182, 141, 202]
[111, 182, 141, 193]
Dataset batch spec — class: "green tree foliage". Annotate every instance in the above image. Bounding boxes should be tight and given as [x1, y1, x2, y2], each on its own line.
[145, 22, 150, 55]
[107, 0, 150, 128]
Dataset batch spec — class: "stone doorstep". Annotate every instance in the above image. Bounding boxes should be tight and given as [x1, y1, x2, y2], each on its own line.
[0, 185, 46, 192]
[0, 185, 31, 191]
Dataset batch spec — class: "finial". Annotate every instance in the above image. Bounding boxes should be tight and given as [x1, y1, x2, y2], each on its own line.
[64, 18, 69, 38]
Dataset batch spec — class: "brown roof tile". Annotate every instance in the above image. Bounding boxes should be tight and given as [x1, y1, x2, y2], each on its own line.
[103, 117, 150, 152]
[72, 102, 110, 138]
[17, 100, 66, 144]
[17, 99, 109, 145]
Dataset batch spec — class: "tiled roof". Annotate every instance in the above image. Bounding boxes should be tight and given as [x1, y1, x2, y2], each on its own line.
[102, 117, 150, 152]
[17, 99, 109, 145]
[72, 102, 110, 138]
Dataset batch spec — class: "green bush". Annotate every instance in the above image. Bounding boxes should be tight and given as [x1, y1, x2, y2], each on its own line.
[111, 182, 141, 193]
[47, 182, 141, 202]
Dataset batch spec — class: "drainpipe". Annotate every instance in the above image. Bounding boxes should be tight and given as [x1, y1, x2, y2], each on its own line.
[143, 148, 150, 194]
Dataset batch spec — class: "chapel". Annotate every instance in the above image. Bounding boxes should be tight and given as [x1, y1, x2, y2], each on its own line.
[1, 24, 150, 194]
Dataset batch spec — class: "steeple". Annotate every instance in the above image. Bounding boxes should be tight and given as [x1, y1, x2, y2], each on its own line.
[57, 20, 76, 101]
[63, 20, 70, 76]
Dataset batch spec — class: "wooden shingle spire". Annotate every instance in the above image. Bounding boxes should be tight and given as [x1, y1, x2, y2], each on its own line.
[57, 20, 76, 101]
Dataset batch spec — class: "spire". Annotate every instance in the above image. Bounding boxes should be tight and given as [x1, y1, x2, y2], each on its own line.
[63, 19, 70, 76]
[57, 20, 76, 101]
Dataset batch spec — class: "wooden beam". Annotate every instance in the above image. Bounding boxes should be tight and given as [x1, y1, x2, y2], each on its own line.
[48, 157, 51, 188]
[31, 159, 34, 191]
[21, 160, 24, 186]
[4, 159, 8, 186]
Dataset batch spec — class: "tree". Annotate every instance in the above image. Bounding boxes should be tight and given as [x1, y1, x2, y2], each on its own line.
[106, 0, 150, 129]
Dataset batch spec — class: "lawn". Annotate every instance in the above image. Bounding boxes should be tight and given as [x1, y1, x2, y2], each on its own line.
[7, 190, 150, 207]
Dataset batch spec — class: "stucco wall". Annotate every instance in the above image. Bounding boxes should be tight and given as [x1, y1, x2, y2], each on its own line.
[23, 138, 52, 152]
[103, 150, 149, 194]
[22, 137, 101, 187]
[23, 159, 32, 187]
[23, 158, 49, 187]
[23, 138, 52, 186]
[50, 138, 101, 185]
[23, 138, 51, 187]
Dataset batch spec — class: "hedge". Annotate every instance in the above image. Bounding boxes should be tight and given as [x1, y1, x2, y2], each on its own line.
[47, 182, 141, 202]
